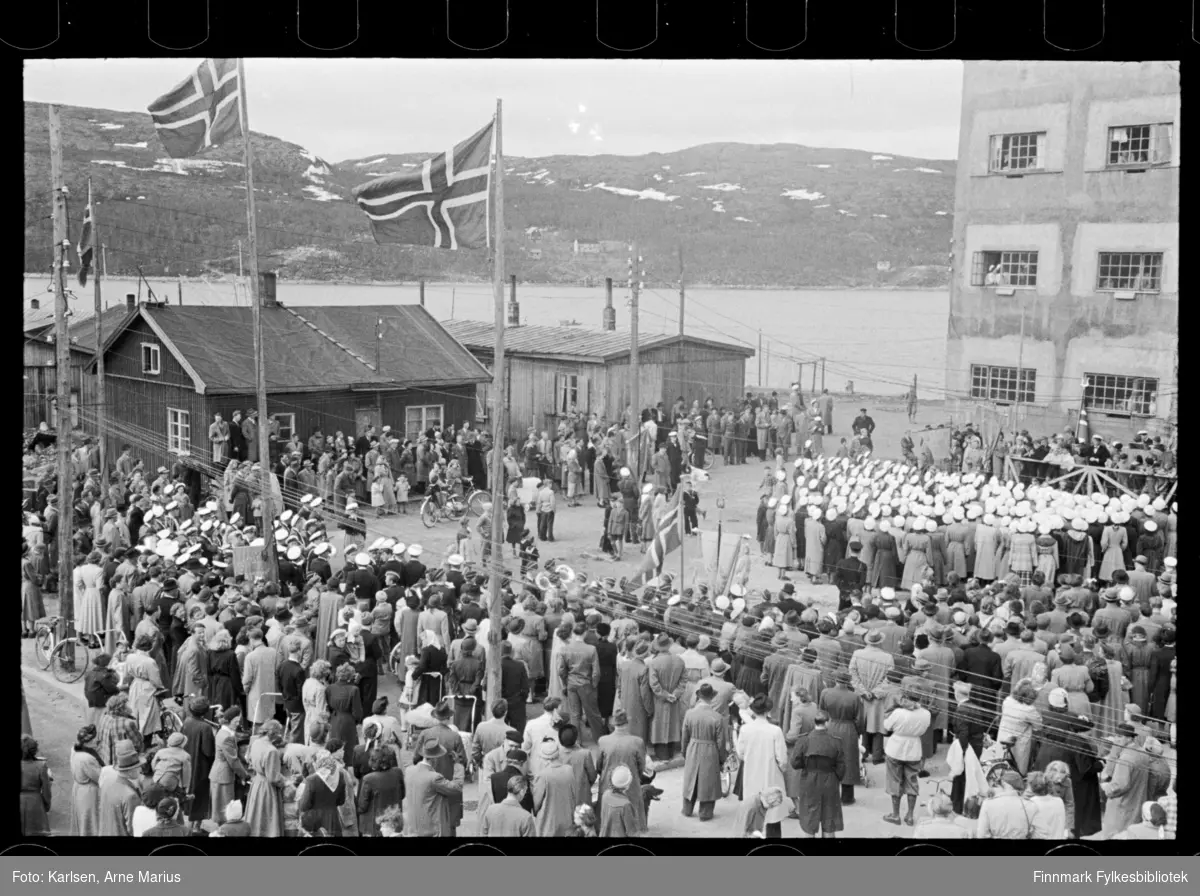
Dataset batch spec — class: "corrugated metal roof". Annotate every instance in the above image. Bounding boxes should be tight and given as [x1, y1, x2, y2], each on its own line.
[439, 319, 755, 360]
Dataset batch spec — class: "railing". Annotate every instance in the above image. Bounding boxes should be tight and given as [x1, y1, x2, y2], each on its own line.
[1003, 456, 1176, 503]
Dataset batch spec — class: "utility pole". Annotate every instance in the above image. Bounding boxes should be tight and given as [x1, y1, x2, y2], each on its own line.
[757, 330, 763, 386]
[50, 105, 75, 652]
[764, 341, 770, 389]
[485, 98, 507, 710]
[237, 239, 244, 277]
[88, 178, 107, 480]
[375, 314, 383, 375]
[450, 287, 456, 319]
[177, 275, 183, 306]
[101, 243, 108, 280]
[1014, 296, 1027, 429]
[810, 359, 817, 395]
[419, 279, 426, 307]
[677, 243, 685, 336]
[237, 59, 277, 583]
[820, 358, 826, 392]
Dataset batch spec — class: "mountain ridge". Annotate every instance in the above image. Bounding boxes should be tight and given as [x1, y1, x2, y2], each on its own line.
[24, 101, 956, 288]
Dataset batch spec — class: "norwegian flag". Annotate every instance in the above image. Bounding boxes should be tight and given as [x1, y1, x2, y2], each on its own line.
[76, 180, 95, 287]
[352, 119, 493, 250]
[148, 58, 242, 159]
[630, 491, 683, 587]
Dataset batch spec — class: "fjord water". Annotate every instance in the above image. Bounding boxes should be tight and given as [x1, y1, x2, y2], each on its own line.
[26, 276, 948, 398]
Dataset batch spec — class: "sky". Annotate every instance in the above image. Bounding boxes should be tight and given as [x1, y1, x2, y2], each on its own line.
[24, 59, 964, 162]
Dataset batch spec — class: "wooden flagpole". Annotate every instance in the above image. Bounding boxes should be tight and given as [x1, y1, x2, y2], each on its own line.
[236, 58, 278, 582]
[486, 99, 506, 708]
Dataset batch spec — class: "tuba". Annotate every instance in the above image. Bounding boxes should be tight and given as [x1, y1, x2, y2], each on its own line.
[554, 564, 576, 584]
[535, 572, 555, 592]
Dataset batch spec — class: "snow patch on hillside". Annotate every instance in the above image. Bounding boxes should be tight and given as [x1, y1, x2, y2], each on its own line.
[97, 123, 124, 131]
[934, 211, 949, 216]
[914, 167, 943, 174]
[530, 169, 550, 180]
[661, 165, 671, 170]
[302, 184, 342, 202]
[810, 164, 832, 169]
[356, 158, 388, 167]
[679, 171, 705, 177]
[591, 183, 678, 202]
[652, 174, 663, 181]
[299, 150, 332, 176]
[814, 204, 831, 208]
[782, 188, 824, 201]
[873, 213, 889, 218]
[711, 201, 726, 213]
[734, 216, 754, 223]
[871, 154, 893, 161]
[114, 142, 148, 149]
[700, 183, 742, 192]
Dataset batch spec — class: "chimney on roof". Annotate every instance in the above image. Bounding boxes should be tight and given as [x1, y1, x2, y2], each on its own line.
[126, 293, 136, 311]
[30, 298, 40, 311]
[507, 275, 520, 327]
[259, 272, 278, 308]
[602, 278, 616, 331]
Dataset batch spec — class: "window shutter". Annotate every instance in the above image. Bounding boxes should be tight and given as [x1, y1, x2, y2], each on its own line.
[989, 135, 1000, 170]
[1155, 124, 1172, 163]
[579, 374, 591, 414]
[971, 251, 983, 285]
[553, 374, 564, 415]
[1035, 133, 1046, 169]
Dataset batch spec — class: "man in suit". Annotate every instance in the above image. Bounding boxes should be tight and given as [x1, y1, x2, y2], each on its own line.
[591, 622, 620, 722]
[558, 622, 608, 745]
[210, 705, 249, 824]
[403, 740, 466, 837]
[831, 540, 869, 611]
[471, 699, 516, 770]
[345, 553, 379, 610]
[241, 628, 280, 732]
[500, 642, 530, 735]
[488, 748, 535, 813]
[410, 700, 469, 833]
[956, 628, 1003, 723]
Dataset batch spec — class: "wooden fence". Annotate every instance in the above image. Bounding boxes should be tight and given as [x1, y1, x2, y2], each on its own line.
[1002, 456, 1177, 504]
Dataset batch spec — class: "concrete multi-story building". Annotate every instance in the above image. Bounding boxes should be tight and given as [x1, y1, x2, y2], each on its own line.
[945, 61, 1179, 440]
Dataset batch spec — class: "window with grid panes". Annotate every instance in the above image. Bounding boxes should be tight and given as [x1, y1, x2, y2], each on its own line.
[405, 405, 443, 441]
[989, 132, 1046, 173]
[167, 407, 191, 454]
[970, 250, 1039, 287]
[1107, 124, 1172, 168]
[969, 365, 1036, 404]
[1096, 252, 1163, 292]
[1085, 374, 1159, 416]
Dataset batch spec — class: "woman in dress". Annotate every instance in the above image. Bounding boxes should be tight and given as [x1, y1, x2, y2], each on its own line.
[21, 542, 45, 639]
[1048, 645, 1094, 717]
[302, 660, 332, 745]
[1098, 518, 1128, 584]
[95, 693, 143, 767]
[1008, 519, 1037, 587]
[899, 520, 932, 590]
[69, 725, 103, 836]
[371, 459, 397, 517]
[73, 550, 106, 645]
[772, 503, 796, 579]
[869, 520, 900, 589]
[357, 747, 405, 837]
[547, 622, 573, 703]
[326, 629, 352, 671]
[414, 630, 448, 708]
[206, 628, 243, 716]
[19, 735, 52, 836]
[123, 633, 164, 739]
[298, 751, 349, 836]
[245, 720, 286, 838]
[1035, 523, 1060, 586]
[1125, 628, 1154, 712]
[1135, 520, 1165, 576]
[325, 663, 364, 766]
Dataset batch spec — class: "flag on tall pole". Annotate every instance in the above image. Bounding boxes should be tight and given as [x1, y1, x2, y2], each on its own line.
[76, 180, 95, 287]
[351, 121, 493, 250]
[147, 58, 242, 159]
[1076, 376, 1091, 442]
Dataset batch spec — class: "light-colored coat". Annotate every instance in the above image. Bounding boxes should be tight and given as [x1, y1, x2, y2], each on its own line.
[773, 513, 796, 569]
[973, 525, 999, 581]
[681, 703, 726, 803]
[736, 716, 789, 825]
[242, 644, 280, 725]
[645, 652, 687, 745]
[848, 645, 895, 734]
[531, 763, 577, 837]
[597, 731, 647, 833]
[803, 517, 827, 575]
[1099, 526, 1128, 581]
[479, 798, 536, 837]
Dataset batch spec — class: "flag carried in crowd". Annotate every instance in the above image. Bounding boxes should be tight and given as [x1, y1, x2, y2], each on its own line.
[352, 119, 494, 250]
[76, 180, 95, 287]
[147, 58, 242, 159]
[631, 490, 683, 586]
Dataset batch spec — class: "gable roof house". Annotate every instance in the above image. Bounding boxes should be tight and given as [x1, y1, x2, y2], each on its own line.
[440, 320, 754, 441]
[90, 300, 489, 474]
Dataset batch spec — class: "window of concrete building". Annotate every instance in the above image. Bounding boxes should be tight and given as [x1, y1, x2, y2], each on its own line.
[970, 365, 1036, 404]
[971, 250, 1039, 288]
[1085, 374, 1159, 417]
[989, 132, 1046, 173]
[1107, 124, 1173, 168]
[1096, 252, 1163, 292]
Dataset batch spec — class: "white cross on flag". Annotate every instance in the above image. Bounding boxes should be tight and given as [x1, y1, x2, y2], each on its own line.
[148, 58, 242, 159]
[352, 119, 493, 250]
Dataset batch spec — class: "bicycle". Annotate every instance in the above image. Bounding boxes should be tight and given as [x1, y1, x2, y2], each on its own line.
[39, 620, 128, 684]
[420, 487, 469, 528]
[460, 476, 489, 517]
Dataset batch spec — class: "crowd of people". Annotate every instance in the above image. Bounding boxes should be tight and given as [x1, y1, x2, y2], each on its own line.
[19, 386, 1178, 840]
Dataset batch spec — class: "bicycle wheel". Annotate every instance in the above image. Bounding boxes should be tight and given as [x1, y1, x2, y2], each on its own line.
[467, 490, 488, 516]
[445, 500, 467, 523]
[49, 638, 89, 684]
[159, 708, 183, 743]
[33, 629, 55, 669]
[420, 498, 438, 529]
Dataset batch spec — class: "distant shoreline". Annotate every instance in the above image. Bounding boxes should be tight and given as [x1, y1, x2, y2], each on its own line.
[27, 273, 948, 293]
